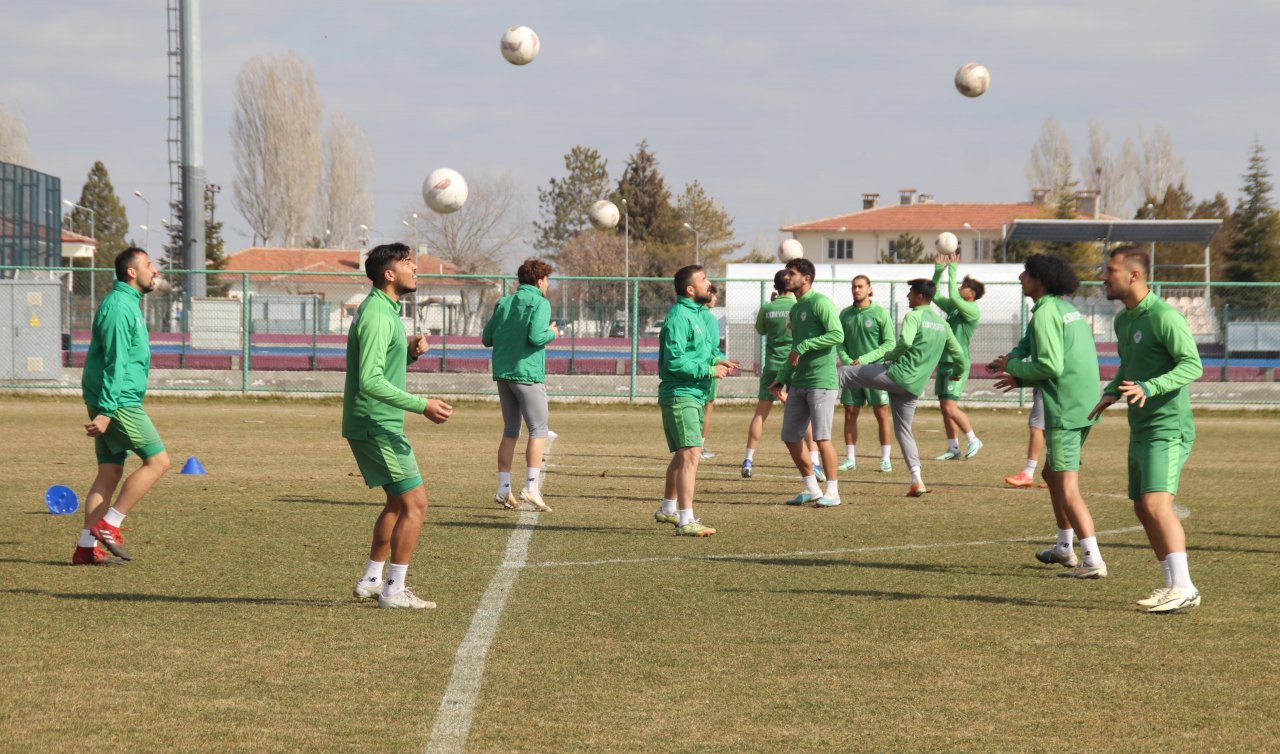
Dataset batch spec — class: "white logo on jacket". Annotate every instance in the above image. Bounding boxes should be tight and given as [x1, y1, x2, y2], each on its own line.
[1134, 330, 1143, 344]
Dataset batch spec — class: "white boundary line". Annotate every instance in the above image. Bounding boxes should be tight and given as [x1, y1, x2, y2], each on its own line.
[426, 510, 539, 754]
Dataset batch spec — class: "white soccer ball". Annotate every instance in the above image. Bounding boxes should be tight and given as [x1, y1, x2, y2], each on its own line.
[935, 232, 959, 255]
[954, 63, 990, 98]
[588, 200, 620, 230]
[778, 238, 803, 261]
[500, 26, 540, 66]
[422, 168, 468, 214]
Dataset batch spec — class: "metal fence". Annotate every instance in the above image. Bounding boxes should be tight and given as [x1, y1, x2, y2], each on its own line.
[3, 266, 1279, 406]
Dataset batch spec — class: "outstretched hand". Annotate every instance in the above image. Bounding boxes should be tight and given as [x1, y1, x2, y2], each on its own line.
[986, 354, 1009, 374]
[991, 372, 1019, 392]
[1088, 394, 1118, 421]
[1117, 380, 1148, 407]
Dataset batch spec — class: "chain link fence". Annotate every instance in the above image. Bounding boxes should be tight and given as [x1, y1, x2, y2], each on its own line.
[3, 266, 1279, 405]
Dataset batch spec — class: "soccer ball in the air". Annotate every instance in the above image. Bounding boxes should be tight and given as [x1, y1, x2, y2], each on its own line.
[423, 168, 468, 214]
[935, 232, 959, 255]
[954, 63, 990, 97]
[588, 200, 620, 230]
[501, 26, 540, 65]
[778, 239, 803, 261]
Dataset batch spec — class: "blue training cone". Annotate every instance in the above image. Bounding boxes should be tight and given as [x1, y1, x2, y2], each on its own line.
[45, 484, 79, 515]
[180, 456, 207, 475]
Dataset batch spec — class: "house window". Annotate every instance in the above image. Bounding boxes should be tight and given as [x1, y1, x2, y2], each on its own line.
[827, 238, 853, 260]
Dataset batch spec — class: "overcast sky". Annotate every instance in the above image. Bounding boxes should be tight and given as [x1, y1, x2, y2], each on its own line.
[4, 1, 1278, 267]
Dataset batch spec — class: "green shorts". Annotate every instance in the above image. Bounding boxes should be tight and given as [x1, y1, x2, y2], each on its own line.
[841, 387, 889, 407]
[89, 406, 165, 465]
[935, 363, 969, 401]
[1128, 436, 1193, 500]
[660, 397, 704, 453]
[758, 366, 783, 401]
[347, 433, 423, 495]
[1044, 426, 1091, 472]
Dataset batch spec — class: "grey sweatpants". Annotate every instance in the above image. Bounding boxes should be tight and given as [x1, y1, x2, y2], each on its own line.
[836, 364, 921, 470]
[496, 380, 550, 439]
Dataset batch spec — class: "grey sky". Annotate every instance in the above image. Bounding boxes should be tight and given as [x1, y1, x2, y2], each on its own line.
[4, 1, 1278, 266]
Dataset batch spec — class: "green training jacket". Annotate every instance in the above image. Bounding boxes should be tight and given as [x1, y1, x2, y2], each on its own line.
[482, 284, 557, 383]
[1104, 292, 1202, 441]
[82, 281, 151, 415]
[342, 288, 428, 439]
[659, 297, 717, 402]
[1004, 295, 1100, 430]
[775, 288, 843, 390]
[837, 301, 895, 366]
[932, 262, 980, 369]
[885, 305, 967, 397]
[754, 294, 795, 370]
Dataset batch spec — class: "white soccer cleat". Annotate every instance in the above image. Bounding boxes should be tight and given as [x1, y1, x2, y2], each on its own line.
[353, 578, 383, 601]
[520, 487, 552, 512]
[1136, 587, 1173, 608]
[496, 491, 522, 510]
[1145, 587, 1201, 614]
[378, 588, 437, 609]
[1057, 562, 1108, 579]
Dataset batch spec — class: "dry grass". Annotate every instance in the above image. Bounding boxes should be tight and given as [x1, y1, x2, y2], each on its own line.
[1, 396, 1277, 753]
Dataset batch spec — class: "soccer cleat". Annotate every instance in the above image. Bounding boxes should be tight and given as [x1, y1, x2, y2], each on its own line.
[879, 459, 893, 473]
[519, 488, 552, 513]
[699, 448, 716, 460]
[815, 496, 842, 508]
[740, 460, 753, 478]
[905, 482, 929, 497]
[814, 465, 827, 484]
[89, 520, 132, 561]
[1005, 472, 1035, 488]
[934, 449, 960, 461]
[1145, 587, 1200, 614]
[378, 588, 437, 609]
[837, 458, 857, 472]
[1035, 547, 1079, 568]
[964, 438, 984, 459]
[1058, 562, 1108, 579]
[675, 520, 717, 537]
[1136, 587, 1173, 608]
[786, 491, 822, 506]
[71, 545, 123, 566]
[353, 578, 383, 601]
[654, 509, 679, 525]
[496, 491, 521, 510]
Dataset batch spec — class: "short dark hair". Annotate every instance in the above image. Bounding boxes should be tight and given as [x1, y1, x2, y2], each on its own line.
[1023, 253, 1080, 296]
[785, 257, 815, 282]
[517, 258, 553, 286]
[961, 275, 986, 301]
[365, 243, 412, 283]
[114, 247, 148, 282]
[852, 274, 871, 288]
[1110, 245, 1150, 275]
[907, 278, 936, 300]
[772, 269, 788, 293]
[673, 264, 703, 298]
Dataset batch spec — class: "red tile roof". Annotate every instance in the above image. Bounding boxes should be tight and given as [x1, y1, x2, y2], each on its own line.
[782, 202, 1116, 233]
[224, 247, 485, 286]
[61, 229, 98, 245]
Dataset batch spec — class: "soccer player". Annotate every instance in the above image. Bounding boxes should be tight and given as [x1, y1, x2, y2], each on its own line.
[700, 284, 720, 460]
[836, 274, 896, 473]
[740, 273, 824, 481]
[76, 247, 171, 565]
[931, 252, 985, 460]
[1089, 246, 1204, 613]
[989, 254, 1107, 579]
[346, 243, 454, 609]
[1005, 390, 1046, 488]
[768, 258, 844, 507]
[655, 265, 737, 536]
[831, 279, 967, 497]
[481, 258, 559, 513]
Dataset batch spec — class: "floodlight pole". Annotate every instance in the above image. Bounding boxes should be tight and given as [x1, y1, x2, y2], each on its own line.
[622, 198, 629, 339]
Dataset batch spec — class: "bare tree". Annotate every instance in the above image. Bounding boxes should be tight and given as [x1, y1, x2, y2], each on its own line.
[0, 103, 30, 167]
[315, 111, 374, 248]
[1026, 117, 1074, 202]
[1136, 124, 1187, 208]
[1079, 120, 1139, 218]
[231, 51, 324, 246]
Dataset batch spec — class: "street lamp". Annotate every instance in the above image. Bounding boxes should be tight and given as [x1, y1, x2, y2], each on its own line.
[621, 198, 630, 338]
[682, 222, 700, 265]
[1145, 203, 1157, 283]
[64, 200, 98, 311]
[962, 222, 982, 262]
[134, 191, 151, 252]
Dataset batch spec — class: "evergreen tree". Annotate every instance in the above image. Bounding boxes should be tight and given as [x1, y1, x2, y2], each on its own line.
[533, 146, 610, 257]
[880, 232, 926, 263]
[164, 184, 230, 296]
[674, 180, 742, 276]
[616, 140, 683, 318]
[1226, 141, 1280, 291]
[68, 161, 129, 297]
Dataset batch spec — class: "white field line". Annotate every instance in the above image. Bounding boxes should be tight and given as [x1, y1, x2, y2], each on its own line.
[425, 510, 539, 754]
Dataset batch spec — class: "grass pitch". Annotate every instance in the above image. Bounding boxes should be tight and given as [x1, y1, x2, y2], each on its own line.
[1, 396, 1278, 753]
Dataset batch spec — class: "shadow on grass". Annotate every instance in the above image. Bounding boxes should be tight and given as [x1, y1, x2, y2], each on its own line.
[1095, 541, 1279, 556]
[736, 557, 1051, 579]
[1202, 531, 1280, 541]
[434, 520, 642, 534]
[2, 587, 337, 607]
[274, 495, 468, 509]
[0, 557, 77, 566]
[747, 586, 1108, 611]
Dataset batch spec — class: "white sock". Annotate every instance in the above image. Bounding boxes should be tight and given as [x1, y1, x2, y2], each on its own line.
[1056, 528, 1074, 550]
[677, 508, 695, 527]
[78, 529, 96, 548]
[660, 498, 678, 515]
[384, 563, 409, 596]
[1160, 559, 1172, 588]
[846, 444, 856, 461]
[362, 559, 384, 583]
[701, 437, 707, 447]
[881, 445, 891, 461]
[825, 480, 839, 498]
[803, 474, 821, 495]
[1079, 536, 1101, 567]
[947, 438, 960, 452]
[1165, 551, 1195, 591]
[809, 450, 821, 467]
[965, 430, 978, 442]
[1024, 459, 1038, 477]
[744, 448, 755, 462]
[103, 507, 126, 528]
[910, 466, 922, 484]
[497, 471, 511, 494]
[525, 467, 541, 494]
